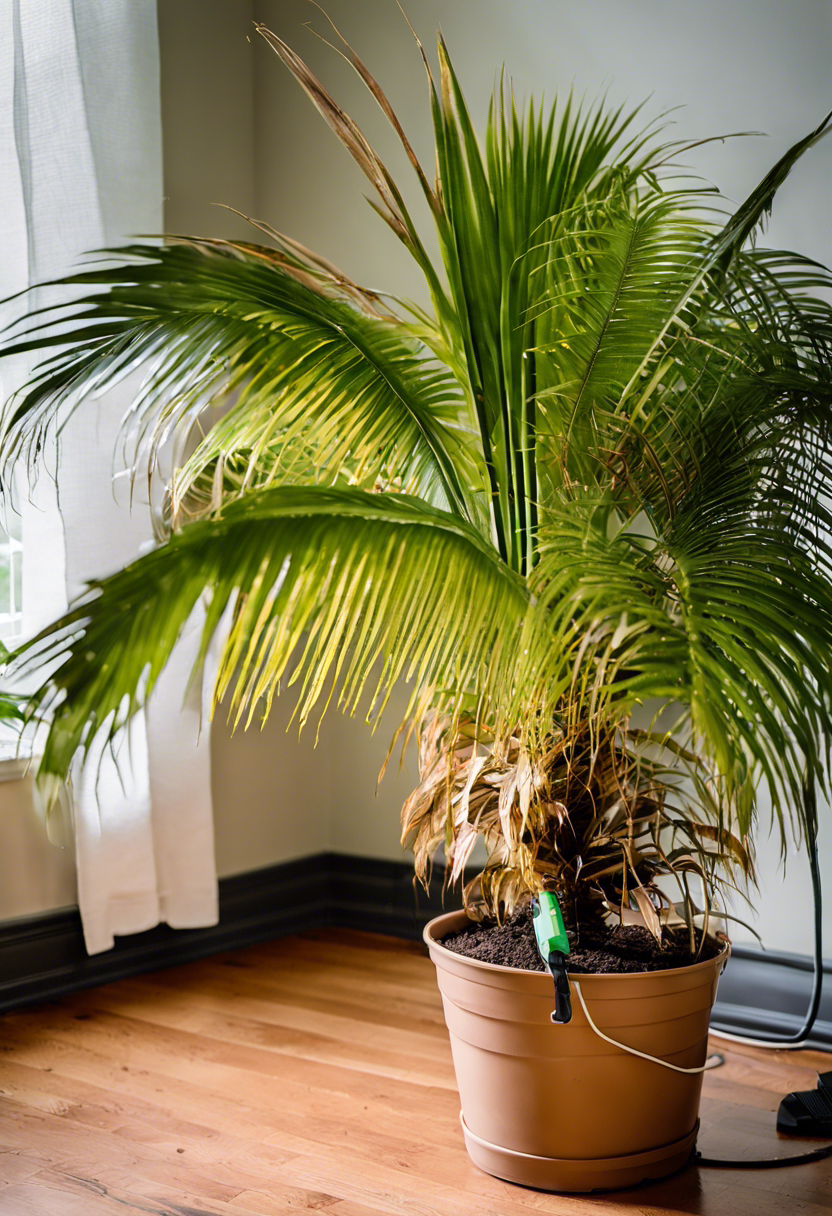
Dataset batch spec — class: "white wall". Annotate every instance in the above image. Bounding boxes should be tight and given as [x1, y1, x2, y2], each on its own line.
[0, 774, 76, 919]
[158, 0, 416, 877]
[158, 0, 256, 242]
[209, 681, 417, 877]
[2, 1, 830, 951]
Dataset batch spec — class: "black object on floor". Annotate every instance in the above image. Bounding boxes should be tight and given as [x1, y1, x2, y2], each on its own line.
[776, 1069, 832, 1137]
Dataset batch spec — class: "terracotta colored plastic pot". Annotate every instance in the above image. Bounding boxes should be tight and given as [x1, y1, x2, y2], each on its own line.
[424, 909, 729, 1193]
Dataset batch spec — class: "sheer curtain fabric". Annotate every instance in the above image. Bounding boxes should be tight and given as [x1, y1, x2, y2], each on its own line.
[1, 0, 219, 953]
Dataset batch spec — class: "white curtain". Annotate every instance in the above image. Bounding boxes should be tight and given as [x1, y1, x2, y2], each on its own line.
[1, 0, 220, 952]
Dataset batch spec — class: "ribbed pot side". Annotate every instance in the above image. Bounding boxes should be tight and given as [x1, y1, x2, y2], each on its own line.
[424, 909, 728, 1193]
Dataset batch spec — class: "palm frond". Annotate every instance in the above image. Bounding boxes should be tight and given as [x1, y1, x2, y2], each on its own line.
[532, 483, 832, 839]
[429, 45, 679, 571]
[17, 486, 531, 779]
[532, 190, 710, 490]
[713, 108, 832, 276]
[260, 20, 681, 572]
[403, 710, 751, 932]
[0, 241, 477, 522]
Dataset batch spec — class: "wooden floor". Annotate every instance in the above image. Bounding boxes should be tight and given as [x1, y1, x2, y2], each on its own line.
[0, 929, 830, 1215]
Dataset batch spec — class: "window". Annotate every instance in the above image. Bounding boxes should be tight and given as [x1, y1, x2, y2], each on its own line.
[0, 503, 26, 769]
[0, 508, 23, 646]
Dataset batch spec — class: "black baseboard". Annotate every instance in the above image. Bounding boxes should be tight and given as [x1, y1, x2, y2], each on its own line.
[1, 851, 829, 1050]
[0, 852, 461, 1014]
[0, 853, 328, 1013]
[713, 943, 832, 1048]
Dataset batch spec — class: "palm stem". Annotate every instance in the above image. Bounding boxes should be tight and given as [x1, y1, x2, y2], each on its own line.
[525, 337, 539, 570]
[473, 386, 509, 563]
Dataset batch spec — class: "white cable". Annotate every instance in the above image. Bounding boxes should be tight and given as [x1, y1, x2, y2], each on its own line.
[708, 1027, 809, 1051]
[572, 980, 723, 1074]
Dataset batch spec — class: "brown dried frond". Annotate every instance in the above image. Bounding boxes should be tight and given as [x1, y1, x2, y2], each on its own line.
[255, 25, 411, 242]
[302, 1, 442, 217]
[401, 710, 753, 940]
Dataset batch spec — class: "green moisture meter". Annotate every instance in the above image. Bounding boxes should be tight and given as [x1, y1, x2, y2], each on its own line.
[532, 891, 573, 1024]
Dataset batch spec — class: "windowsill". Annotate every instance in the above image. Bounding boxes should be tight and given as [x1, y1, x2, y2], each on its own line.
[0, 742, 37, 783]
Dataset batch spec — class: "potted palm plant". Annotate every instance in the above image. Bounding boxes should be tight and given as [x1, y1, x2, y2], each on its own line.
[3, 18, 831, 1193]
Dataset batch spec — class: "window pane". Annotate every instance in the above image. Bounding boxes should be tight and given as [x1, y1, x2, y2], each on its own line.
[0, 509, 23, 644]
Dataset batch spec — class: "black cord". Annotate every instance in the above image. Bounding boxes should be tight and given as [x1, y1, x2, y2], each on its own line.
[709, 811, 824, 1047]
[695, 1143, 832, 1169]
[697, 796, 829, 1170]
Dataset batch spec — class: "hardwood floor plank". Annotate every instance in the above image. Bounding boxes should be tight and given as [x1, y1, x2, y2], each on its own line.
[121, 968, 449, 1038]
[0, 1050, 459, 1170]
[0, 1040, 329, 1151]
[0, 1035, 464, 1173]
[322, 1206, 399, 1216]
[89, 985, 453, 1065]
[9, 1169, 288, 1215]
[277, 1151, 620, 1216]
[0, 1149, 47, 1185]
[1, 1002, 455, 1091]
[231, 1189, 340, 1214]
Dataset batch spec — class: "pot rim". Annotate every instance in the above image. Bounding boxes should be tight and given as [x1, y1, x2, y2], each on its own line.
[423, 907, 730, 982]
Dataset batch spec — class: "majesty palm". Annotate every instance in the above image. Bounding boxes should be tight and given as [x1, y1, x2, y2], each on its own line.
[4, 23, 832, 936]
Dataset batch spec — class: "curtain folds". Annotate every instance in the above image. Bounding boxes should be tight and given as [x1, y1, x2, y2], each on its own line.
[2, 0, 219, 953]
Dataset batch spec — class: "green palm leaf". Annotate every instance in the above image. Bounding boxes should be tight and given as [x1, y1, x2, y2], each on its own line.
[427, 45, 675, 571]
[713, 108, 832, 277]
[18, 486, 531, 779]
[532, 191, 709, 488]
[533, 475, 832, 838]
[0, 241, 477, 522]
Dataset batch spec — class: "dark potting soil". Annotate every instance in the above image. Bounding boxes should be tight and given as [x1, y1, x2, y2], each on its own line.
[441, 902, 722, 974]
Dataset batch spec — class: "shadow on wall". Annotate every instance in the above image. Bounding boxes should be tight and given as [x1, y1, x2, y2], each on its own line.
[0, 774, 77, 919]
[210, 676, 420, 878]
[0, 674, 420, 923]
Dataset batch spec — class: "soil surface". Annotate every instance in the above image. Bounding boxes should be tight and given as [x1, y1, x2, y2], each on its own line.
[441, 902, 722, 974]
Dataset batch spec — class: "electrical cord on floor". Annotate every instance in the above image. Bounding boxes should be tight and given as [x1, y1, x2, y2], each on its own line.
[695, 1143, 832, 1169]
[708, 827, 825, 1051]
[696, 810, 831, 1170]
